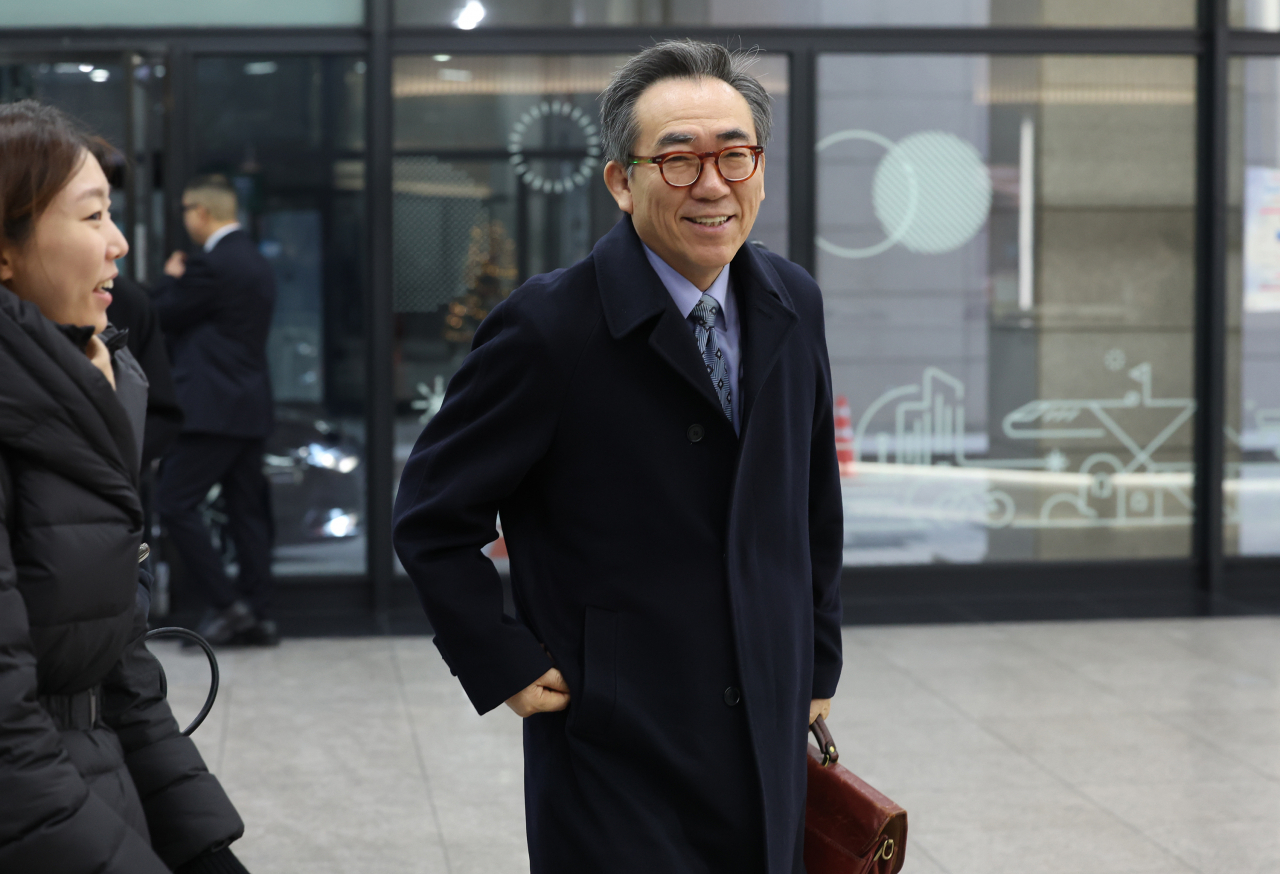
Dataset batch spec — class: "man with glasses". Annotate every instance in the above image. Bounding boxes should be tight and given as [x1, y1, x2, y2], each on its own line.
[153, 175, 278, 647]
[394, 40, 843, 874]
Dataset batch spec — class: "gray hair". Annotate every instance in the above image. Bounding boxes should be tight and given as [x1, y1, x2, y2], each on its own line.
[599, 40, 772, 170]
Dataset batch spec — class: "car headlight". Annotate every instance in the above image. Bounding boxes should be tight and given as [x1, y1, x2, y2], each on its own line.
[303, 442, 360, 474]
[320, 509, 360, 538]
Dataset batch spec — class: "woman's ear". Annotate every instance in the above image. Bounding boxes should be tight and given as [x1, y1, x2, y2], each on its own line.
[0, 246, 16, 284]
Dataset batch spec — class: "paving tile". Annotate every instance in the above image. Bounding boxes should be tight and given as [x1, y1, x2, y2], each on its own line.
[1075, 778, 1280, 830]
[833, 672, 965, 722]
[1016, 735, 1259, 785]
[921, 821, 1197, 874]
[1200, 741, 1280, 780]
[825, 717, 1011, 761]
[861, 639, 1142, 719]
[892, 784, 1117, 835]
[921, 679, 1138, 721]
[1163, 617, 1280, 674]
[211, 642, 448, 874]
[1139, 817, 1280, 874]
[152, 624, 1280, 874]
[979, 713, 1197, 755]
[1115, 681, 1280, 716]
[849, 747, 1058, 797]
[446, 839, 531, 874]
[232, 790, 451, 874]
[895, 841, 951, 873]
[1002, 619, 1204, 667]
[1160, 709, 1280, 747]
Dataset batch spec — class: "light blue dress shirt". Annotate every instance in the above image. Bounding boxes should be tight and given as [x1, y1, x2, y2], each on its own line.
[642, 244, 741, 433]
[202, 222, 241, 253]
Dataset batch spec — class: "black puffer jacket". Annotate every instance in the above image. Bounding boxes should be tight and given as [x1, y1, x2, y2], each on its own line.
[0, 285, 244, 872]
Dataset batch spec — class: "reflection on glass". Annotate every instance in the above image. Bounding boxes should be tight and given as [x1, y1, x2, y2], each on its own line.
[191, 56, 367, 576]
[0, 57, 140, 274]
[818, 54, 1197, 566]
[1232, 0, 1280, 28]
[396, 0, 1193, 27]
[391, 52, 787, 570]
[1226, 57, 1280, 556]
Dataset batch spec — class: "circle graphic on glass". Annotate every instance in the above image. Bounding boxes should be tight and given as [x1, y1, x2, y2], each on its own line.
[816, 129, 992, 259]
[508, 100, 600, 194]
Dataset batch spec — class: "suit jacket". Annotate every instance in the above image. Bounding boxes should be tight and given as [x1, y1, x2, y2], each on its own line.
[106, 275, 184, 465]
[151, 230, 276, 439]
[392, 217, 844, 874]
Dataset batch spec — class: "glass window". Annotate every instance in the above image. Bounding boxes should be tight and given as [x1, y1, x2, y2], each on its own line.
[190, 56, 368, 576]
[391, 52, 787, 569]
[818, 54, 1197, 566]
[4, 0, 362, 27]
[1227, 56, 1280, 557]
[1, 56, 138, 277]
[1232, 0, 1280, 28]
[396, 0, 1193, 28]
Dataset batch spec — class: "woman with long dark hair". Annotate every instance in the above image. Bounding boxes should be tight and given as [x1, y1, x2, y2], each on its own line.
[0, 100, 250, 873]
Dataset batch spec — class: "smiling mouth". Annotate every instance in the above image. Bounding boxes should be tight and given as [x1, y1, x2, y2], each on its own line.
[686, 216, 732, 227]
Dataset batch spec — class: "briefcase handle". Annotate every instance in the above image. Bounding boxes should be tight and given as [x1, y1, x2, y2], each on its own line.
[810, 715, 839, 767]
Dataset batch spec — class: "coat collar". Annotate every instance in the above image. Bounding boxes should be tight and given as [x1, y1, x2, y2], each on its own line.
[730, 241, 798, 428]
[56, 321, 129, 354]
[593, 217, 797, 429]
[0, 285, 141, 522]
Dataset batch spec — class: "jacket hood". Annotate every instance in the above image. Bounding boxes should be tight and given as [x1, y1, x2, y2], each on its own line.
[0, 284, 141, 526]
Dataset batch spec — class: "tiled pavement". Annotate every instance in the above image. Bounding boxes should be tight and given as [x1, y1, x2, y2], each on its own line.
[152, 617, 1280, 873]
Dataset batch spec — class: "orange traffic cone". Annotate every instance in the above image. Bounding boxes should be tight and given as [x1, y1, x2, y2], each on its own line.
[835, 394, 856, 478]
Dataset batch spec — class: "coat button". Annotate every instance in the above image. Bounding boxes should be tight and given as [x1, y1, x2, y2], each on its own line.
[723, 686, 741, 706]
[687, 424, 705, 443]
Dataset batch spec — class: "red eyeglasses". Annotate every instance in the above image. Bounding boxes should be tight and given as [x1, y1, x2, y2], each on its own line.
[629, 145, 764, 187]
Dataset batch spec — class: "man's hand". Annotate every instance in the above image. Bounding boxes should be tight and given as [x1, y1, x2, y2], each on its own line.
[164, 250, 188, 278]
[505, 667, 570, 717]
[809, 698, 831, 725]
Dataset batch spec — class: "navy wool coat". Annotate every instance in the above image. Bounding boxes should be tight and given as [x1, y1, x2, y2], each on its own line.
[393, 217, 844, 874]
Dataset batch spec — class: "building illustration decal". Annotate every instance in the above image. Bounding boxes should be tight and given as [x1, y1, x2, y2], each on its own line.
[848, 361, 1196, 533]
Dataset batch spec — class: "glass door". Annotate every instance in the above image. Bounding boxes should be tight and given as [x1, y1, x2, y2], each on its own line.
[389, 51, 789, 571]
[185, 55, 369, 579]
[0, 50, 168, 283]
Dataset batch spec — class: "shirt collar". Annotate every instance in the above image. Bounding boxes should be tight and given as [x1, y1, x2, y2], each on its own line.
[203, 222, 241, 253]
[641, 243, 731, 320]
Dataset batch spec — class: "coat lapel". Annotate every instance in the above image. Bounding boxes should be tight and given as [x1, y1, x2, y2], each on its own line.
[647, 296, 725, 415]
[595, 217, 727, 417]
[732, 244, 798, 430]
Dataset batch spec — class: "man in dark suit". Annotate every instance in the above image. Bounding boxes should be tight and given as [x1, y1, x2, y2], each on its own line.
[393, 41, 843, 873]
[152, 175, 278, 646]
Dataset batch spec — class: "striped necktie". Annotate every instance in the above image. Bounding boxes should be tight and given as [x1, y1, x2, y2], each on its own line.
[689, 293, 733, 423]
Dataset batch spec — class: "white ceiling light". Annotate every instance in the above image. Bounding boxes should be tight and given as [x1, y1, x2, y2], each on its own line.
[244, 61, 279, 76]
[433, 54, 452, 62]
[89, 69, 110, 83]
[78, 64, 94, 73]
[453, 0, 485, 29]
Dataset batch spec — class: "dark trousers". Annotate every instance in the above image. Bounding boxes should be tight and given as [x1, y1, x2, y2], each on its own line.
[157, 434, 274, 615]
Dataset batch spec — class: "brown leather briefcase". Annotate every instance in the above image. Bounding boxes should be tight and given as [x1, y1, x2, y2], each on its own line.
[804, 716, 907, 874]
